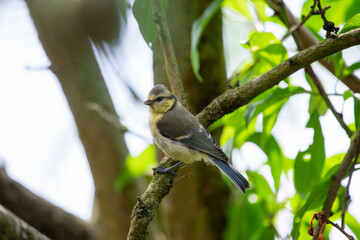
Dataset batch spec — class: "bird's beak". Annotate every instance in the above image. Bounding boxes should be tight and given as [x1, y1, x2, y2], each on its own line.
[144, 99, 153, 105]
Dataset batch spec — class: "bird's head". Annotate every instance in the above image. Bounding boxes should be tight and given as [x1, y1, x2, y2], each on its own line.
[144, 84, 177, 113]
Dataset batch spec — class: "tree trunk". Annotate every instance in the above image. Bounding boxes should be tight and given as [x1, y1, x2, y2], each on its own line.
[25, 1, 138, 239]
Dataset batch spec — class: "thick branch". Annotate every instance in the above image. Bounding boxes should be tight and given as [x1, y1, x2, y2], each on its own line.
[0, 205, 50, 240]
[128, 28, 360, 240]
[0, 168, 96, 240]
[198, 28, 360, 127]
[266, 0, 360, 93]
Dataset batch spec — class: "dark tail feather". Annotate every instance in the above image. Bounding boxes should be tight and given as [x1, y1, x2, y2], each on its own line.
[212, 158, 249, 193]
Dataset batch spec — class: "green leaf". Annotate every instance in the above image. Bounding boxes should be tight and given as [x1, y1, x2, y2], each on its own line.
[291, 179, 331, 240]
[247, 172, 274, 200]
[239, 32, 287, 81]
[246, 32, 281, 52]
[302, 0, 355, 33]
[343, 90, 353, 100]
[322, 153, 345, 178]
[340, 13, 360, 33]
[225, 189, 276, 240]
[244, 86, 307, 126]
[133, 0, 167, 45]
[354, 96, 360, 130]
[344, 61, 360, 77]
[332, 52, 345, 78]
[190, 0, 222, 82]
[294, 113, 325, 197]
[115, 145, 157, 192]
[247, 133, 285, 190]
[346, 214, 360, 239]
[222, 0, 252, 20]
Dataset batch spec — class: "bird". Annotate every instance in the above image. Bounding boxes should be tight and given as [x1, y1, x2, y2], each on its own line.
[144, 84, 249, 193]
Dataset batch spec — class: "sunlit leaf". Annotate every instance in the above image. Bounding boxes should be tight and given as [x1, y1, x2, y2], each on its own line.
[244, 86, 307, 126]
[343, 90, 353, 100]
[302, 0, 355, 33]
[346, 214, 360, 239]
[343, 61, 360, 76]
[340, 13, 360, 33]
[190, 0, 222, 82]
[222, 0, 252, 20]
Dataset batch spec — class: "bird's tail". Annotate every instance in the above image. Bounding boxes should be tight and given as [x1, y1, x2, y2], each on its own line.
[212, 157, 249, 193]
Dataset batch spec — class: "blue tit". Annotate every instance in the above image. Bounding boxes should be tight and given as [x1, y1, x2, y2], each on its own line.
[144, 84, 249, 193]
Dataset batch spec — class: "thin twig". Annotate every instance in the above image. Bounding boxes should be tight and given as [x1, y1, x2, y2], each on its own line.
[304, 67, 354, 138]
[281, 0, 317, 41]
[308, 212, 355, 240]
[327, 219, 355, 240]
[316, 0, 339, 38]
[151, 0, 187, 106]
[341, 153, 358, 229]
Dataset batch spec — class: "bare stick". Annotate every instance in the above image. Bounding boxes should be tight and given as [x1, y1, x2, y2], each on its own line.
[327, 219, 355, 240]
[281, 0, 317, 41]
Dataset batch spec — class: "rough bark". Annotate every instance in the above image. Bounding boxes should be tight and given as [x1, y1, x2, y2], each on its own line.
[152, 0, 230, 239]
[24, 1, 137, 239]
[0, 168, 96, 240]
[0, 205, 50, 240]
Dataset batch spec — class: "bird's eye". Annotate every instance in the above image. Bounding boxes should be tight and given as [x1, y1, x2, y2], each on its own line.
[154, 96, 165, 102]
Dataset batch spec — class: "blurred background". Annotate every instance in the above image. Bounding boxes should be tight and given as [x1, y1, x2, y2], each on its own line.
[0, 0, 359, 239]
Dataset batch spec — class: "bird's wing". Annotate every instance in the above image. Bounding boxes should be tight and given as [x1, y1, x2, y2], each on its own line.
[156, 106, 229, 162]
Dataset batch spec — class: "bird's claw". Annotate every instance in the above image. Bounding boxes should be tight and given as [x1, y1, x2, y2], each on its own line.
[153, 166, 178, 176]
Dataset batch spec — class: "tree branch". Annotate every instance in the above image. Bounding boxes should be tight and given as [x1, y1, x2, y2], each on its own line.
[128, 28, 360, 240]
[322, 129, 360, 216]
[197, 28, 360, 127]
[151, 0, 187, 105]
[0, 205, 50, 240]
[0, 167, 96, 240]
[266, 0, 360, 93]
[305, 67, 353, 138]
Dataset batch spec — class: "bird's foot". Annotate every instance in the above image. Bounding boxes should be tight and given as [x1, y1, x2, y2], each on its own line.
[152, 161, 182, 176]
[153, 166, 178, 176]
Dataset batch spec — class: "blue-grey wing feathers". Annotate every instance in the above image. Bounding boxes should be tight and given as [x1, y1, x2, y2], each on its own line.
[156, 106, 228, 161]
[156, 105, 249, 192]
